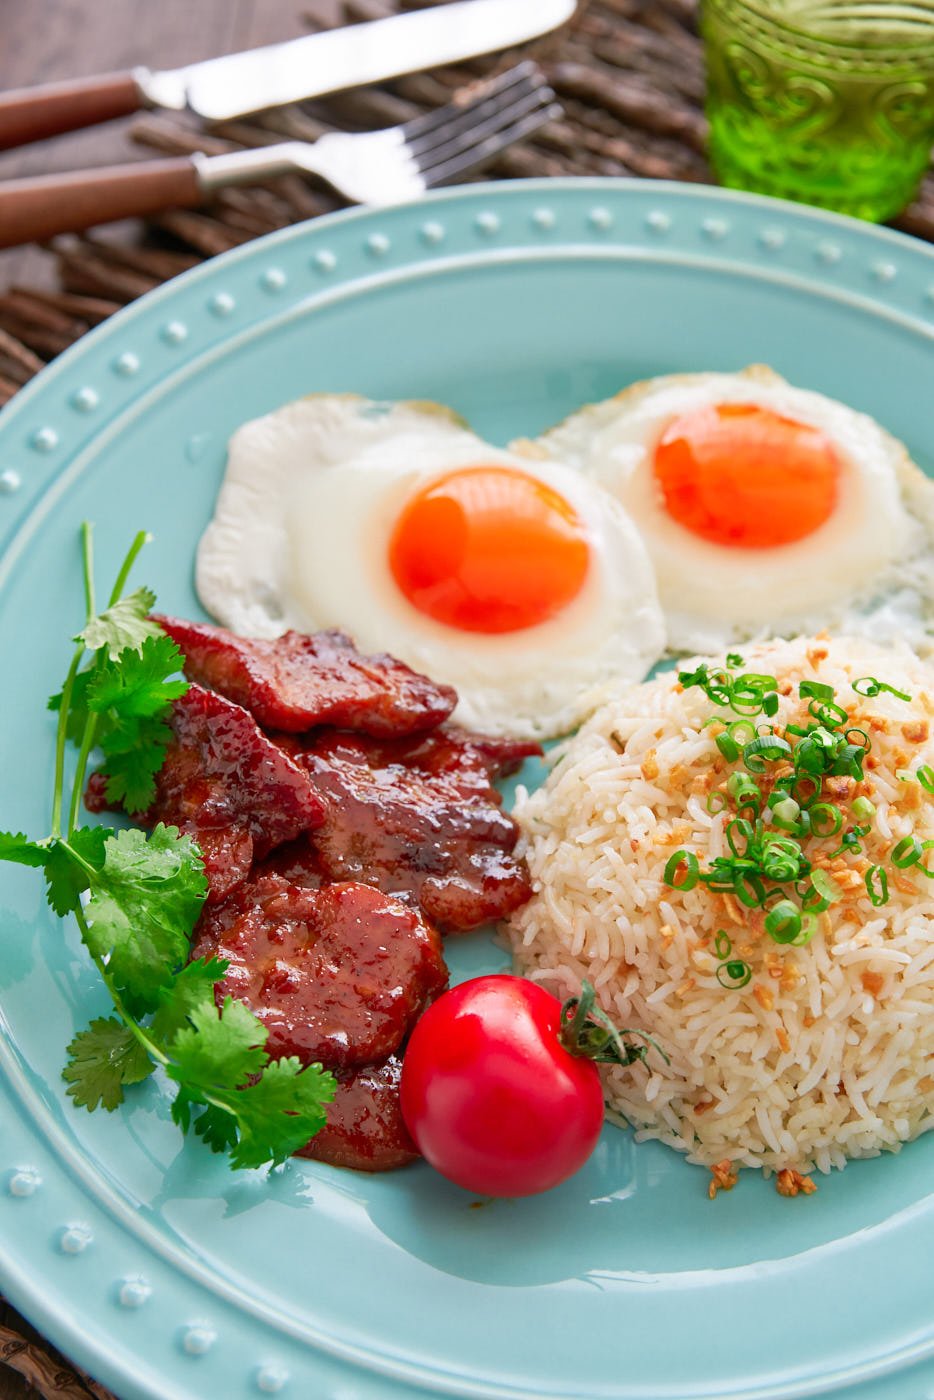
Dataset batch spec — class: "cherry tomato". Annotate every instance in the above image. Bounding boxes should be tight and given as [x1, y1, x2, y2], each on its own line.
[400, 974, 606, 1197]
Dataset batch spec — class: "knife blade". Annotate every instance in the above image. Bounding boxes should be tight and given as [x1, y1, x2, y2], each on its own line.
[0, 0, 575, 152]
[143, 0, 576, 120]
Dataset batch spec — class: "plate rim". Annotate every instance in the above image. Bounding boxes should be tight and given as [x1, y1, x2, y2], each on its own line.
[2, 176, 934, 1400]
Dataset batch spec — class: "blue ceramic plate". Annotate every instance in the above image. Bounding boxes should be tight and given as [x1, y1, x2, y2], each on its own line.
[1, 180, 933, 1400]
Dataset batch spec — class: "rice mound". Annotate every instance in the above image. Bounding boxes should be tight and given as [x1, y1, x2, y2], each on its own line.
[507, 636, 934, 1177]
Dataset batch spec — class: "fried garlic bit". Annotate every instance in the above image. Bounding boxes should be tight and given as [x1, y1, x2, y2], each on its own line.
[708, 1159, 738, 1199]
[775, 1168, 817, 1198]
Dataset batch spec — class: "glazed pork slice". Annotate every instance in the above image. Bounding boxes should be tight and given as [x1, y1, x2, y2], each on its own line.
[268, 727, 541, 932]
[86, 683, 325, 903]
[191, 876, 448, 1069]
[296, 1055, 419, 1172]
[153, 615, 458, 737]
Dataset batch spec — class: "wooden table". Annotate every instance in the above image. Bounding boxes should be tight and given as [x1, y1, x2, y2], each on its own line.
[0, 0, 336, 292]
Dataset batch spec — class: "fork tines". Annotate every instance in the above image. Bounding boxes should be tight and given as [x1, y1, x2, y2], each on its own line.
[404, 63, 561, 187]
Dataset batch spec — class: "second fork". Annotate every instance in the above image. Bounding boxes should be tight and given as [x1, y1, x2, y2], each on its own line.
[0, 65, 560, 250]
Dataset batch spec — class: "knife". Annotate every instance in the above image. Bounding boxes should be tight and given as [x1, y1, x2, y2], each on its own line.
[0, 0, 576, 153]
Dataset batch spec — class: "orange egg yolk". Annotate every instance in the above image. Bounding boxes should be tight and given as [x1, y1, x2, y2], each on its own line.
[388, 465, 590, 634]
[653, 402, 841, 548]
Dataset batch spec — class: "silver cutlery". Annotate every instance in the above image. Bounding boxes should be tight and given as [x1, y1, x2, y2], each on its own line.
[0, 65, 562, 247]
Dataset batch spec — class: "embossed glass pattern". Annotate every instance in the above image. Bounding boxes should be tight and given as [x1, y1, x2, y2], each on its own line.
[702, 0, 934, 220]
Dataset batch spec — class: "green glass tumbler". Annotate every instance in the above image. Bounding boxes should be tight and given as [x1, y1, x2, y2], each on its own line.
[702, 0, 934, 221]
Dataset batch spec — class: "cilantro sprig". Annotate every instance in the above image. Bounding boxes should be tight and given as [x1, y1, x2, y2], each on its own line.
[1, 524, 334, 1168]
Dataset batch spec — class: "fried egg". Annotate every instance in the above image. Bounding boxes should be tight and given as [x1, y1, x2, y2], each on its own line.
[522, 366, 934, 654]
[196, 394, 666, 739]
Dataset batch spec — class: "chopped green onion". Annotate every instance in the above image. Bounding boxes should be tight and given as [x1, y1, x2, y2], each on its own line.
[739, 673, 778, 693]
[726, 652, 744, 669]
[790, 774, 820, 807]
[799, 681, 836, 703]
[762, 693, 780, 718]
[918, 765, 934, 794]
[730, 693, 765, 717]
[713, 929, 732, 959]
[734, 871, 766, 907]
[717, 959, 752, 989]
[726, 772, 761, 809]
[706, 791, 728, 815]
[715, 732, 740, 762]
[809, 802, 843, 838]
[809, 699, 849, 728]
[678, 663, 707, 689]
[853, 677, 911, 701]
[765, 899, 802, 944]
[728, 720, 758, 748]
[827, 825, 870, 860]
[852, 796, 876, 821]
[762, 836, 805, 882]
[664, 850, 699, 890]
[726, 818, 755, 858]
[679, 663, 731, 708]
[845, 728, 870, 751]
[865, 865, 889, 906]
[891, 836, 922, 869]
[702, 869, 740, 894]
[832, 744, 866, 781]
[791, 912, 818, 947]
[795, 730, 836, 774]
[802, 869, 843, 911]
[743, 734, 792, 772]
[770, 796, 801, 829]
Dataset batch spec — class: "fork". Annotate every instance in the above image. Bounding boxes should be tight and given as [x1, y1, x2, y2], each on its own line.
[0, 64, 561, 250]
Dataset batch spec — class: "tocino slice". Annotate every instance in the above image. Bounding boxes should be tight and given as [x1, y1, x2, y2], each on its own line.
[269, 726, 540, 932]
[153, 615, 458, 736]
[296, 1055, 419, 1172]
[86, 683, 325, 903]
[192, 877, 448, 1069]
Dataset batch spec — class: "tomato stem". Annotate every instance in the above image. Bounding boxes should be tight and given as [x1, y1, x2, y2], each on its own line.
[559, 981, 669, 1067]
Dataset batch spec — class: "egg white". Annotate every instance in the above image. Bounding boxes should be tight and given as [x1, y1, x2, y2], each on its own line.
[196, 394, 667, 739]
[520, 366, 934, 654]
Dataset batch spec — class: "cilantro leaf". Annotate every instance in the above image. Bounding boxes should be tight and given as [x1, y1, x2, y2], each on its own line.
[224, 1057, 335, 1170]
[87, 635, 187, 718]
[0, 831, 50, 869]
[23, 523, 339, 1170]
[192, 1104, 240, 1156]
[170, 1087, 197, 1135]
[98, 728, 173, 814]
[167, 1012, 336, 1169]
[0, 828, 108, 916]
[78, 587, 160, 657]
[149, 956, 228, 1044]
[45, 826, 108, 916]
[63, 1016, 154, 1110]
[82, 636, 187, 813]
[166, 996, 268, 1091]
[82, 824, 207, 1013]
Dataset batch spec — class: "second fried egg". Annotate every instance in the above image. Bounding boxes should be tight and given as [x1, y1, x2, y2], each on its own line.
[524, 366, 934, 654]
[196, 394, 666, 739]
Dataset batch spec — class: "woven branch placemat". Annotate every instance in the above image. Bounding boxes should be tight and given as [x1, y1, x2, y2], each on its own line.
[2, 0, 934, 1394]
[3, 0, 934, 410]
